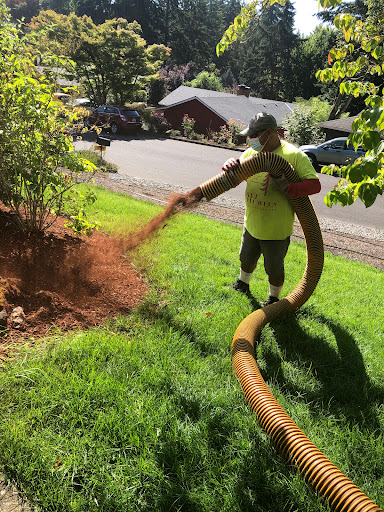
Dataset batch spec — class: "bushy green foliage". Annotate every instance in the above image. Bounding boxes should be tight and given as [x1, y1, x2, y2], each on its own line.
[143, 111, 172, 134]
[29, 11, 171, 105]
[228, 118, 246, 145]
[210, 125, 233, 145]
[0, 1, 98, 234]
[210, 119, 246, 146]
[282, 106, 325, 147]
[181, 114, 197, 138]
[184, 71, 224, 92]
[316, 0, 384, 207]
[294, 96, 334, 123]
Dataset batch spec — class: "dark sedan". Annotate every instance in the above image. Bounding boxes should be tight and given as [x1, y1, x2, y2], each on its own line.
[87, 106, 142, 134]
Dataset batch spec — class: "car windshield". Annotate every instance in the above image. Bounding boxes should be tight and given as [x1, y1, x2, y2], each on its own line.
[121, 110, 140, 117]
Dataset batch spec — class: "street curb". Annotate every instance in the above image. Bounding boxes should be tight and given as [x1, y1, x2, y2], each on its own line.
[169, 135, 245, 152]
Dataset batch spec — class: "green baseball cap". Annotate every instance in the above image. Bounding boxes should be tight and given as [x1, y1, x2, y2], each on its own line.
[240, 112, 278, 137]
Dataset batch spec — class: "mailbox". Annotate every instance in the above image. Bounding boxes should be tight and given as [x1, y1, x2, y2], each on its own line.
[96, 136, 111, 147]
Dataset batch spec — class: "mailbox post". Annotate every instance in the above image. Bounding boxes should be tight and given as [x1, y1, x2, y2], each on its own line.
[95, 136, 111, 161]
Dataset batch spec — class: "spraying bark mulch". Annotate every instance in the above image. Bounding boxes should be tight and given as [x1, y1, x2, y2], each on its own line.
[0, 212, 148, 360]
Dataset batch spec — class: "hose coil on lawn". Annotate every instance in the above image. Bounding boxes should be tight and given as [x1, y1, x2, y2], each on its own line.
[199, 152, 382, 512]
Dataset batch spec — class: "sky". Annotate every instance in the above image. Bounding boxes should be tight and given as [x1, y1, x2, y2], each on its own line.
[243, 0, 326, 37]
[291, 0, 324, 36]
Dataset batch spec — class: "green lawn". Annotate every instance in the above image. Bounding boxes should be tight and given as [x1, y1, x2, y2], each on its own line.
[0, 186, 383, 511]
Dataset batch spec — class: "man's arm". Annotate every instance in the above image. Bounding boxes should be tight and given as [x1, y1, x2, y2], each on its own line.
[272, 175, 321, 198]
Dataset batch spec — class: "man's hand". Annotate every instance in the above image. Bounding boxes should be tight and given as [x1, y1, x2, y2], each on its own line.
[222, 157, 240, 172]
[271, 173, 289, 193]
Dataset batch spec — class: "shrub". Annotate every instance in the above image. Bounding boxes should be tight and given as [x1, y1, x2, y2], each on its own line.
[184, 71, 224, 92]
[0, 3, 98, 235]
[228, 119, 246, 145]
[145, 112, 172, 134]
[282, 107, 325, 146]
[210, 125, 232, 145]
[181, 114, 197, 138]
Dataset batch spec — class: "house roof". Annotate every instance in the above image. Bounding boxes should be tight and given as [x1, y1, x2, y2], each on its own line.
[159, 85, 297, 126]
[316, 115, 359, 133]
[159, 85, 238, 105]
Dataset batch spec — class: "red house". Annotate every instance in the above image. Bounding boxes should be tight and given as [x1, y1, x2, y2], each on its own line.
[157, 85, 297, 136]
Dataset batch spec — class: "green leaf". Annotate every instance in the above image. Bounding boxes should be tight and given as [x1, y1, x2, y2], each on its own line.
[363, 161, 379, 178]
[319, 0, 342, 10]
[347, 161, 378, 183]
[362, 130, 381, 150]
[357, 182, 378, 207]
[372, 46, 383, 60]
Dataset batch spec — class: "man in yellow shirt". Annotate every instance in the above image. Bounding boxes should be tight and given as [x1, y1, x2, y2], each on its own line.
[224, 112, 321, 305]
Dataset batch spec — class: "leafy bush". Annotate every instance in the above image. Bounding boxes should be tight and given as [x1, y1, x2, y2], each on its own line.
[184, 71, 224, 91]
[0, 3, 98, 235]
[282, 107, 325, 147]
[143, 111, 172, 134]
[181, 114, 197, 138]
[228, 118, 246, 145]
[210, 125, 232, 145]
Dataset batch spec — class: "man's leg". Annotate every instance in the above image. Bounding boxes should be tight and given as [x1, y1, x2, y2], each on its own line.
[260, 237, 290, 304]
[233, 228, 261, 294]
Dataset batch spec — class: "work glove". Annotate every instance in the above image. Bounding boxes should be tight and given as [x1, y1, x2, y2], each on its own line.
[271, 173, 289, 193]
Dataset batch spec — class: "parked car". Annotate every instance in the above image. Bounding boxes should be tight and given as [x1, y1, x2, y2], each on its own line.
[87, 105, 142, 134]
[299, 137, 366, 170]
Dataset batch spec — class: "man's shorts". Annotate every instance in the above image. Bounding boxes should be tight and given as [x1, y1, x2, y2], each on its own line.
[239, 228, 290, 276]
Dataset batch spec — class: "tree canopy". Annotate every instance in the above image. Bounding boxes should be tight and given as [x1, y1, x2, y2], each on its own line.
[29, 10, 171, 105]
[236, 1, 298, 100]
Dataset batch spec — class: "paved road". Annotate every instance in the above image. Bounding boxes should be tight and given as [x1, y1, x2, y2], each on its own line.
[75, 134, 384, 231]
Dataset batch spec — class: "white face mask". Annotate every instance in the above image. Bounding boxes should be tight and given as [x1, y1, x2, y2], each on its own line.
[249, 138, 264, 152]
[249, 130, 268, 152]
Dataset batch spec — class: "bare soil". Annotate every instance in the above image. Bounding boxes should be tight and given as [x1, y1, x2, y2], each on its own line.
[0, 211, 148, 361]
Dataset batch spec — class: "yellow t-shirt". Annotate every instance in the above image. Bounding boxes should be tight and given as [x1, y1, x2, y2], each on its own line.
[240, 141, 318, 240]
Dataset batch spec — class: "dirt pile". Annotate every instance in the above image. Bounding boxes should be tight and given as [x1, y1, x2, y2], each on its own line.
[0, 212, 148, 360]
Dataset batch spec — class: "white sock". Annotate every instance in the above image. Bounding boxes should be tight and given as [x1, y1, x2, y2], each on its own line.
[239, 269, 253, 284]
[269, 284, 283, 298]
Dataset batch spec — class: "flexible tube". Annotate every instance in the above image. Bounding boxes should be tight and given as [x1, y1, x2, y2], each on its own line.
[199, 152, 381, 512]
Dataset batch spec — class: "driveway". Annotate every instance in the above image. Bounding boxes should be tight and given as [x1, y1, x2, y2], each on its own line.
[75, 134, 384, 232]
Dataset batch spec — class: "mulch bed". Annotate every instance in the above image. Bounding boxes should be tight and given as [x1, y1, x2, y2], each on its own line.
[0, 212, 148, 360]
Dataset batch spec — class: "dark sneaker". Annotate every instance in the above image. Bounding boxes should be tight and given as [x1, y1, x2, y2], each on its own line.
[232, 279, 250, 295]
[263, 295, 280, 306]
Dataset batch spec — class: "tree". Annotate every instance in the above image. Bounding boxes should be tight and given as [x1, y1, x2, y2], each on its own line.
[5, 0, 39, 22]
[292, 26, 338, 100]
[315, 0, 367, 25]
[29, 11, 171, 105]
[184, 70, 224, 91]
[0, 0, 97, 234]
[316, 0, 384, 207]
[217, 0, 384, 208]
[227, 1, 299, 100]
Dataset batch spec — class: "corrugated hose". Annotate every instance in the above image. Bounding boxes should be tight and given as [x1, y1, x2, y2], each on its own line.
[199, 152, 381, 512]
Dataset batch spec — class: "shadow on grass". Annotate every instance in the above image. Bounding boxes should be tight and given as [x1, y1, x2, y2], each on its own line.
[264, 308, 382, 431]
